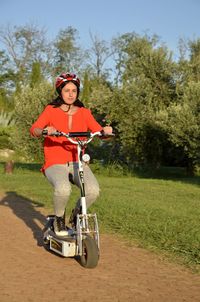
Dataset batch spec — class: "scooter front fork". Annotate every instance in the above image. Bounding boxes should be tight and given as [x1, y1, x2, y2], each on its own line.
[76, 213, 100, 256]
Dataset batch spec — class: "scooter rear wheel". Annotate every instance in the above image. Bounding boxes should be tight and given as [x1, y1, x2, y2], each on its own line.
[79, 236, 99, 268]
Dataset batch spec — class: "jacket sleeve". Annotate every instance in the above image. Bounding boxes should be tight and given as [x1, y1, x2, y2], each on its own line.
[30, 106, 50, 136]
[85, 109, 103, 132]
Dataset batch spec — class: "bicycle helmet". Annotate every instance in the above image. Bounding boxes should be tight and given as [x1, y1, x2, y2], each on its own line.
[55, 72, 80, 95]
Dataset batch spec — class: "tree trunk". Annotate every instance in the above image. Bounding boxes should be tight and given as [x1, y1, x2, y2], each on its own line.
[4, 160, 14, 174]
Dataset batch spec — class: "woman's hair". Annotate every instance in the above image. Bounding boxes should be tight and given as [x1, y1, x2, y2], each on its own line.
[49, 96, 84, 108]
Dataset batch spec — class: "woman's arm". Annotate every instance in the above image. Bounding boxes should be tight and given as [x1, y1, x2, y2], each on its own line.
[30, 106, 51, 137]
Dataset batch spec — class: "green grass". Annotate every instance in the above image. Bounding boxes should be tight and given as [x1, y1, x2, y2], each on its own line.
[0, 161, 200, 271]
[95, 176, 200, 269]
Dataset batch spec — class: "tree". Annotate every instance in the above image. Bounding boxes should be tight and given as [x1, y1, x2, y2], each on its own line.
[118, 33, 177, 107]
[0, 50, 15, 111]
[0, 110, 15, 150]
[162, 82, 200, 174]
[30, 62, 42, 88]
[112, 33, 132, 85]
[87, 32, 113, 78]
[188, 39, 200, 82]
[176, 38, 200, 97]
[53, 27, 85, 76]
[81, 71, 91, 106]
[157, 38, 200, 174]
[0, 23, 52, 92]
[109, 33, 177, 167]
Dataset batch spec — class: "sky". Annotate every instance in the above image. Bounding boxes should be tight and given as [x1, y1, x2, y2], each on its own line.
[0, 0, 200, 61]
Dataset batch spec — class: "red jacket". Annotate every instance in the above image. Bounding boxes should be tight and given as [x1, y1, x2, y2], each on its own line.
[30, 105, 102, 171]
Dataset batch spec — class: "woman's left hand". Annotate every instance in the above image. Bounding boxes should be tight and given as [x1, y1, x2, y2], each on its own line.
[102, 126, 113, 134]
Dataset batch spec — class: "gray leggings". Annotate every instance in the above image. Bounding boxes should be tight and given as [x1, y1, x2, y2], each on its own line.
[44, 163, 100, 217]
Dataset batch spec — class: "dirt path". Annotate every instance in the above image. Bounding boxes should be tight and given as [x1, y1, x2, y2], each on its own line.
[0, 192, 200, 302]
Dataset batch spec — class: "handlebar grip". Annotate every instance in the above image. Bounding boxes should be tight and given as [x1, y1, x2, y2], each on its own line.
[42, 130, 62, 137]
[100, 130, 115, 138]
[68, 132, 91, 137]
[42, 129, 48, 136]
[103, 133, 115, 137]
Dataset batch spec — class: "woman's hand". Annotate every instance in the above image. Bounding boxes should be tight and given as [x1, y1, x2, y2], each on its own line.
[102, 126, 113, 134]
[101, 126, 114, 140]
[44, 126, 57, 135]
[33, 126, 57, 137]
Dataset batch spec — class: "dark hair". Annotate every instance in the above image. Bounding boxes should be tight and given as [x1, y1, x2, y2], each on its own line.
[49, 96, 84, 108]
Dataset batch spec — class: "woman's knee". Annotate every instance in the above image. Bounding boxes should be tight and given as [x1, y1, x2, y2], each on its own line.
[86, 184, 100, 200]
[54, 183, 71, 197]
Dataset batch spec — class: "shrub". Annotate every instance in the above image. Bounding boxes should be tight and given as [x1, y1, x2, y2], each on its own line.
[12, 82, 54, 161]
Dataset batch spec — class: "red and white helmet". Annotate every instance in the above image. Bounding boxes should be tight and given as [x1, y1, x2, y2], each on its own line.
[55, 72, 80, 93]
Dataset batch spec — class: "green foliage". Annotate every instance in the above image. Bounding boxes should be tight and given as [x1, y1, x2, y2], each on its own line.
[0, 127, 14, 149]
[89, 33, 178, 167]
[0, 50, 15, 110]
[91, 160, 131, 177]
[0, 90, 14, 112]
[0, 50, 15, 93]
[81, 71, 91, 106]
[163, 82, 200, 173]
[188, 38, 200, 82]
[30, 62, 42, 88]
[0, 24, 51, 93]
[53, 26, 84, 75]
[0, 110, 15, 149]
[2, 25, 200, 171]
[0, 110, 15, 126]
[11, 81, 54, 161]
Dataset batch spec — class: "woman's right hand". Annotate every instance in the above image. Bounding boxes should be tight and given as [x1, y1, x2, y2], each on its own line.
[44, 126, 57, 135]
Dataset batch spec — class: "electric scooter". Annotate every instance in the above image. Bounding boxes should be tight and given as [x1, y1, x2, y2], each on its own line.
[42, 130, 113, 268]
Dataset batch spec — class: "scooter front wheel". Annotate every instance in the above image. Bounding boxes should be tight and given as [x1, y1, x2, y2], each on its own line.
[79, 236, 99, 268]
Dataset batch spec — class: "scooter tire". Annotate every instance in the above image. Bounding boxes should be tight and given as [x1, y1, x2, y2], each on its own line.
[79, 236, 99, 268]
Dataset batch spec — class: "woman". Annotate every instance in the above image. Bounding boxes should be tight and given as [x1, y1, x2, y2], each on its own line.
[30, 72, 112, 236]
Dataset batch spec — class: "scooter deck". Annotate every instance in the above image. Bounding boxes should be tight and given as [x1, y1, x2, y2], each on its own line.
[48, 229, 76, 242]
[49, 236, 76, 257]
[48, 230, 77, 257]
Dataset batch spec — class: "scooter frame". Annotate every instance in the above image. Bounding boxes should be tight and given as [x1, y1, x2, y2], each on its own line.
[43, 130, 107, 268]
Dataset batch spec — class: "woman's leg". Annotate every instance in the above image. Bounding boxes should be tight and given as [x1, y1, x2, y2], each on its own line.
[45, 164, 72, 217]
[70, 162, 100, 210]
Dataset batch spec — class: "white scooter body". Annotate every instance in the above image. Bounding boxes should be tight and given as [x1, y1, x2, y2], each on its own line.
[42, 131, 103, 267]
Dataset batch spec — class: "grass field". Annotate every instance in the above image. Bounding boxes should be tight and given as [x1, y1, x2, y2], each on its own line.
[0, 162, 200, 271]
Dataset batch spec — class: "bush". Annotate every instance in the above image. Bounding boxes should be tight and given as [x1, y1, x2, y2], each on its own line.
[12, 82, 54, 161]
[0, 111, 15, 150]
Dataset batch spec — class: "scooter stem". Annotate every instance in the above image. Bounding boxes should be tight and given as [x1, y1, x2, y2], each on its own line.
[77, 143, 87, 215]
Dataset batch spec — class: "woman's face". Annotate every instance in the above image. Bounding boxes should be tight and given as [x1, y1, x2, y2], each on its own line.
[61, 82, 78, 105]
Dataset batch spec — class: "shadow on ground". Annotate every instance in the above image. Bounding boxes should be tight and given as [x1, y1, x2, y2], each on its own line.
[0, 191, 46, 246]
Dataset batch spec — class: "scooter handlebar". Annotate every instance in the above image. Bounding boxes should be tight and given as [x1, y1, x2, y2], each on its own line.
[41, 129, 48, 136]
[42, 130, 96, 138]
[68, 132, 91, 137]
[42, 130, 115, 139]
